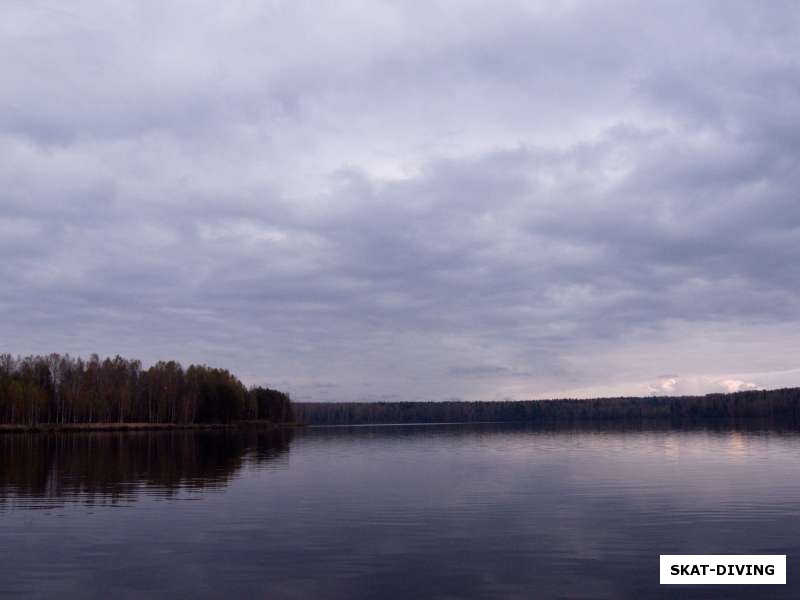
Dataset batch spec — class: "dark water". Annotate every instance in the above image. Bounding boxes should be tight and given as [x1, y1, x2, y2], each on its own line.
[1, 422, 799, 599]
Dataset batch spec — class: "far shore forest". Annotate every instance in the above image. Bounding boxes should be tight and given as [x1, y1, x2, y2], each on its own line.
[295, 388, 800, 425]
[2, 353, 800, 428]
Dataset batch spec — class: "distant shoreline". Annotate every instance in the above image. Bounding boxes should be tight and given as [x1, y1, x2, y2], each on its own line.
[294, 388, 800, 426]
[0, 421, 303, 434]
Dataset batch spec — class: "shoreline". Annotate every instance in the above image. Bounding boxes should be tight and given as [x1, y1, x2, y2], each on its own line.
[0, 421, 303, 434]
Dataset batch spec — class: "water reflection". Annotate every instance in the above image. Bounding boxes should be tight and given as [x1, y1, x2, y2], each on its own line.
[2, 422, 800, 599]
[300, 417, 800, 444]
[0, 429, 292, 507]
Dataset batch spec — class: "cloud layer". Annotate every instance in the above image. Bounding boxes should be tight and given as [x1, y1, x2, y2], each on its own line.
[3, 0, 800, 401]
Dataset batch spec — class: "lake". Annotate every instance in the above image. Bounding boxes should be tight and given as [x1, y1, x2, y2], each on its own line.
[1, 422, 798, 599]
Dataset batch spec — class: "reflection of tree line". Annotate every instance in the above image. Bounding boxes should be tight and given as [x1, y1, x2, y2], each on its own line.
[0, 429, 293, 504]
[296, 419, 800, 445]
[295, 388, 800, 425]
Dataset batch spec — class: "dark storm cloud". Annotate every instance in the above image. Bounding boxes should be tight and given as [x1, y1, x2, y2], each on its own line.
[2, 0, 800, 400]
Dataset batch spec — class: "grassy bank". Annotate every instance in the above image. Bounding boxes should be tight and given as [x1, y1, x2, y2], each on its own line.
[0, 421, 302, 434]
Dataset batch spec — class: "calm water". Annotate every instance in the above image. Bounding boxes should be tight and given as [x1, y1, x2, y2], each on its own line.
[1, 422, 799, 599]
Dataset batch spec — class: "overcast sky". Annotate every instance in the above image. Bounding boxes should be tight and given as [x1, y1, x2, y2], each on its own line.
[2, 1, 800, 402]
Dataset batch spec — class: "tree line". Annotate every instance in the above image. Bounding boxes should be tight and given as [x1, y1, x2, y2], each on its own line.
[0, 353, 293, 426]
[294, 388, 800, 425]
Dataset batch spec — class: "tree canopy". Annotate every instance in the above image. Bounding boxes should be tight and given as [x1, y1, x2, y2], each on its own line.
[0, 353, 292, 426]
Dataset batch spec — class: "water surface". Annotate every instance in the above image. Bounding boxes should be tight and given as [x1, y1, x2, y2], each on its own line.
[1, 422, 798, 599]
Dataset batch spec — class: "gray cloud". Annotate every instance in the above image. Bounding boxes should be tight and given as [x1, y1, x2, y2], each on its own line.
[2, 0, 800, 401]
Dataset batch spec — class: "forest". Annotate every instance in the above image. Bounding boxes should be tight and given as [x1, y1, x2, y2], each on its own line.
[294, 388, 800, 425]
[0, 353, 293, 427]
[5, 353, 799, 428]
